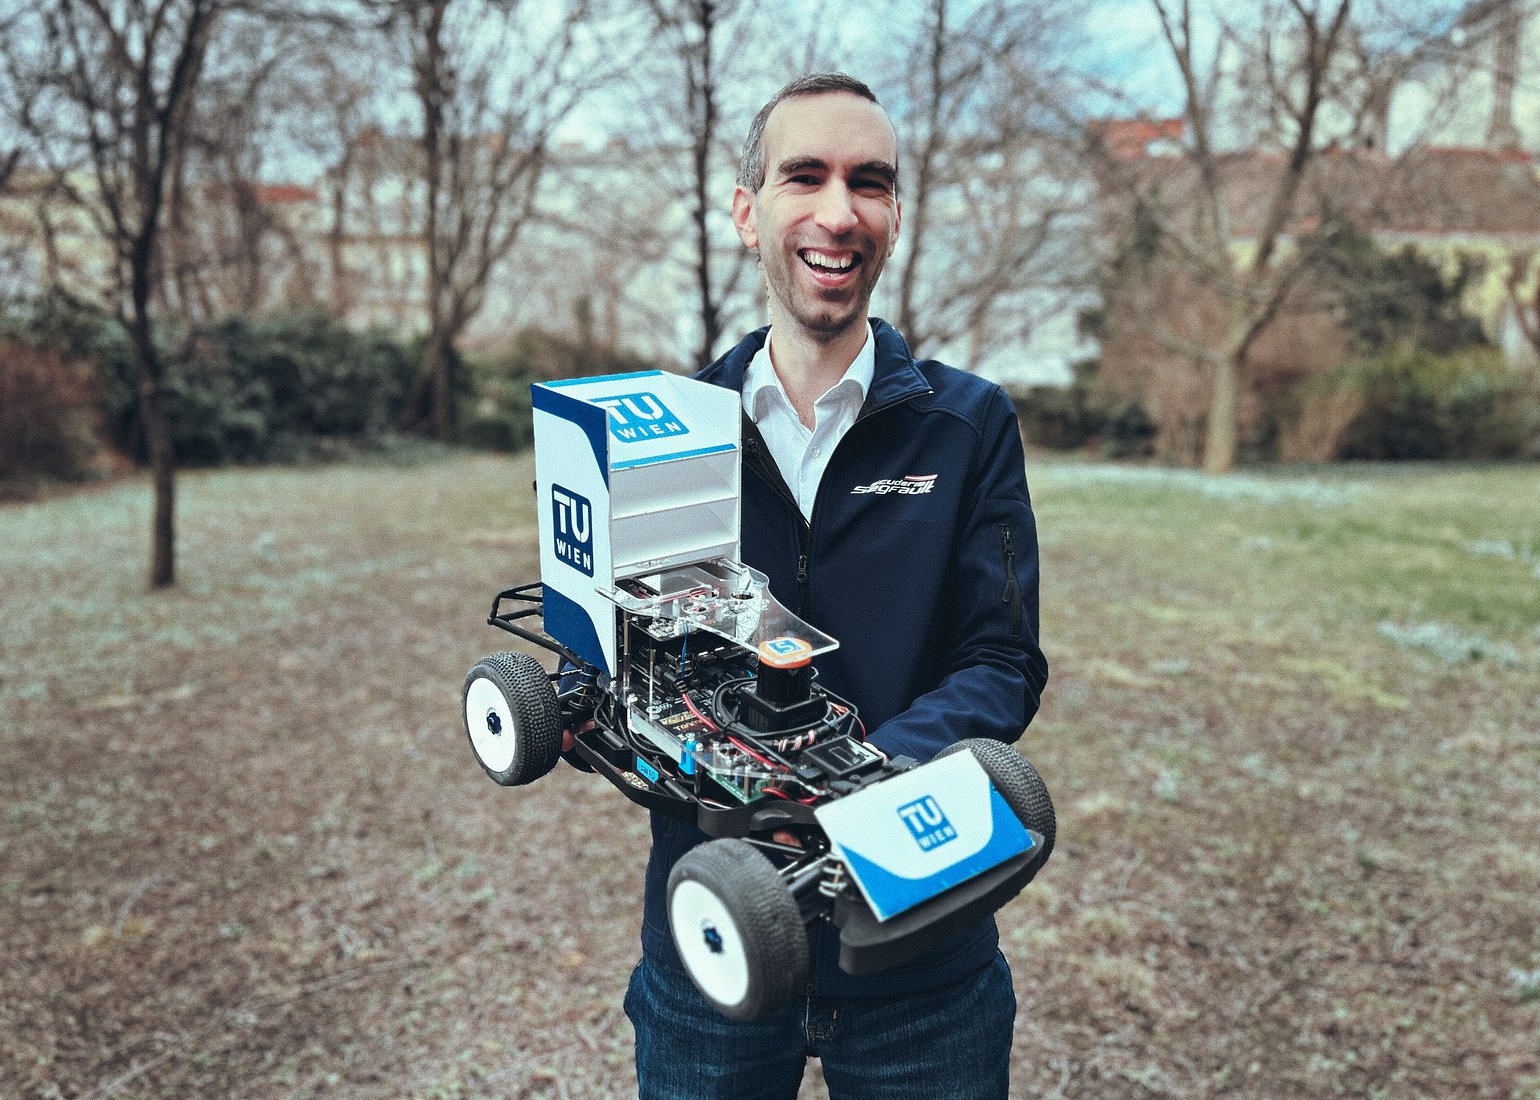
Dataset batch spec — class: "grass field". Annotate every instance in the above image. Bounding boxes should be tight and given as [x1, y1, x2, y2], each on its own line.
[2, 453, 1537, 1098]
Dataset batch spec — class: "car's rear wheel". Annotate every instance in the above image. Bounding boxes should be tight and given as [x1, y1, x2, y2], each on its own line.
[462, 652, 561, 786]
[666, 838, 809, 1022]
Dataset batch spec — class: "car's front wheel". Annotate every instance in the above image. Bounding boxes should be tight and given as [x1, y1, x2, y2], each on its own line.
[666, 838, 809, 1022]
[938, 738, 1056, 869]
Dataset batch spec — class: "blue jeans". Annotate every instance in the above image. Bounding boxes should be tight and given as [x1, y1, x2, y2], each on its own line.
[624, 952, 1016, 1099]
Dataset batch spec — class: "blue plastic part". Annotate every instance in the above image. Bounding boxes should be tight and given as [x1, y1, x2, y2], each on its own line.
[680, 741, 697, 776]
[542, 584, 610, 676]
[531, 383, 610, 486]
[636, 755, 661, 784]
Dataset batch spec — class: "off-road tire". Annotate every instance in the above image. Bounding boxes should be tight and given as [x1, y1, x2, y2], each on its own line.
[462, 652, 561, 786]
[939, 738, 1056, 867]
[666, 838, 809, 1022]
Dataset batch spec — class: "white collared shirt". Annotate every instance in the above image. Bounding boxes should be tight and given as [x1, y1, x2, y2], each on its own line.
[742, 326, 875, 522]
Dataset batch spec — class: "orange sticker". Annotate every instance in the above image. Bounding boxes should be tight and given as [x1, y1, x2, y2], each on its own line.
[757, 636, 814, 668]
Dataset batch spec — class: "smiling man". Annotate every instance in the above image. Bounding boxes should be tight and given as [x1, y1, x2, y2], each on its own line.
[623, 73, 1049, 1100]
[732, 87, 899, 365]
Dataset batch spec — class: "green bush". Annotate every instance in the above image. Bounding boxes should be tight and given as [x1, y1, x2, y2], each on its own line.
[0, 338, 100, 486]
[1010, 360, 1155, 459]
[2, 292, 138, 464]
[1102, 398, 1158, 459]
[3, 296, 419, 467]
[1288, 346, 1539, 461]
[1012, 384, 1097, 450]
[168, 311, 415, 464]
[1309, 227, 1488, 355]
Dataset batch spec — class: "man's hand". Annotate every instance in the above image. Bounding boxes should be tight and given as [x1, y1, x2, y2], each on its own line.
[563, 720, 595, 754]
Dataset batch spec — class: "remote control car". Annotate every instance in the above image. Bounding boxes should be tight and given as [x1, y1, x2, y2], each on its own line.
[462, 371, 1054, 1021]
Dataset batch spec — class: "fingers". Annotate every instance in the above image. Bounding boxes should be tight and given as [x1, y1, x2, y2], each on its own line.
[564, 719, 596, 754]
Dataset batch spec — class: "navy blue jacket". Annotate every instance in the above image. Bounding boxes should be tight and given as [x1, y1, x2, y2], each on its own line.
[641, 318, 1048, 996]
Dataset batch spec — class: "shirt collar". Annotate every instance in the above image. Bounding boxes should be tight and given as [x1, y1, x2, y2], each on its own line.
[742, 324, 875, 421]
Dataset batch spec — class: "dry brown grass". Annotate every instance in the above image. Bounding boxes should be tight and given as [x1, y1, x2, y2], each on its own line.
[2, 454, 1537, 1098]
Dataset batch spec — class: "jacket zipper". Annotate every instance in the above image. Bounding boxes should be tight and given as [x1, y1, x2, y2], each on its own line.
[743, 427, 814, 612]
[744, 388, 931, 618]
[795, 391, 933, 614]
[999, 523, 1023, 637]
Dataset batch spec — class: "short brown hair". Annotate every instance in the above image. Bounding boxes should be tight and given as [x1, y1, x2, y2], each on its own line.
[736, 73, 897, 197]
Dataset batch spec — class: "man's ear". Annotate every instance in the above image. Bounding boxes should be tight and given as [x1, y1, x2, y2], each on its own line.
[732, 186, 758, 251]
[888, 199, 902, 258]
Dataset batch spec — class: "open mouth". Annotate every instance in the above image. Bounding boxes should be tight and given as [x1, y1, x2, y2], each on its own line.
[799, 248, 861, 279]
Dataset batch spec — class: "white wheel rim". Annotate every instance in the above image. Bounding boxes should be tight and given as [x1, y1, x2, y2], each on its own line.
[669, 880, 750, 1010]
[466, 676, 518, 774]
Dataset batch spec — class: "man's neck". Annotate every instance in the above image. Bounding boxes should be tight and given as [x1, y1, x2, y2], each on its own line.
[765, 315, 870, 428]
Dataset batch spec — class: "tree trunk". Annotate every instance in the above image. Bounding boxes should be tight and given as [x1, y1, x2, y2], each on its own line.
[404, 0, 450, 440]
[895, 0, 947, 351]
[692, 0, 719, 368]
[1203, 350, 1240, 474]
[329, 174, 350, 317]
[131, 313, 176, 588]
[430, 328, 451, 441]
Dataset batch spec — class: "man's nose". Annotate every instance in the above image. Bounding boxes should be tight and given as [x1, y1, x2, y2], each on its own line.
[814, 182, 858, 233]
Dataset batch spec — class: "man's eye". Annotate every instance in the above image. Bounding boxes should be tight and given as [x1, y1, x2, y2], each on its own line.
[855, 178, 892, 193]
[787, 175, 818, 186]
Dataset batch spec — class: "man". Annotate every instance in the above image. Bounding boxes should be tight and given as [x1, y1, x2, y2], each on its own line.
[622, 73, 1048, 1099]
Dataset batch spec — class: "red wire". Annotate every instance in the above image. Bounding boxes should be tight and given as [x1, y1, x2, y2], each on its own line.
[727, 735, 779, 769]
[833, 702, 867, 739]
[679, 689, 719, 732]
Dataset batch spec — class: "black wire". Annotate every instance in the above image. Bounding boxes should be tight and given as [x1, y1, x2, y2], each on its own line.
[707, 678, 851, 767]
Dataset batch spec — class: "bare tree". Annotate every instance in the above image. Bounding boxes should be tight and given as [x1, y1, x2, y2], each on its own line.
[9, 0, 223, 587]
[883, 0, 1094, 365]
[511, 138, 683, 358]
[639, 0, 766, 368]
[0, 6, 23, 189]
[0, 146, 17, 196]
[291, 47, 380, 321]
[160, 12, 312, 320]
[383, 0, 609, 439]
[1504, 251, 1540, 361]
[0, 10, 37, 299]
[1105, 0, 1475, 472]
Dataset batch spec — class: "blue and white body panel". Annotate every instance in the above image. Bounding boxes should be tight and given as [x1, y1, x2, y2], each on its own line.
[815, 752, 1036, 922]
[532, 371, 741, 677]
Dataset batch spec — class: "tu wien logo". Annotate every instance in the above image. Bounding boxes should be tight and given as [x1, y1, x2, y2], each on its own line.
[593, 392, 688, 443]
[897, 795, 958, 852]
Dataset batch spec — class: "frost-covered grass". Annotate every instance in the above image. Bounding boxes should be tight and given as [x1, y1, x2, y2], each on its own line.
[1377, 619, 1524, 666]
[1023, 457, 1540, 1097]
[3, 454, 1538, 1099]
[0, 454, 536, 720]
[1035, 460, 1368, 506]
[1033, 459, 1540, 639]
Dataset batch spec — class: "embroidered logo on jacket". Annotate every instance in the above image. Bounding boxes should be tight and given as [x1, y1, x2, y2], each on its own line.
[851, 474, 939, 496]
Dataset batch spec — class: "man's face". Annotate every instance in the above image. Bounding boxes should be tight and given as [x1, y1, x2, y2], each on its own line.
[733, 92, 901, 342]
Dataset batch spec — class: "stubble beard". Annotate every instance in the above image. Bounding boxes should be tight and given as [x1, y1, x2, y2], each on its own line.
[760, 249, 886, 346]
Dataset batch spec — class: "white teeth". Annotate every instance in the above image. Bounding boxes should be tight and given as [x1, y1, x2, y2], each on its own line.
[802, 249, 853, 271]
